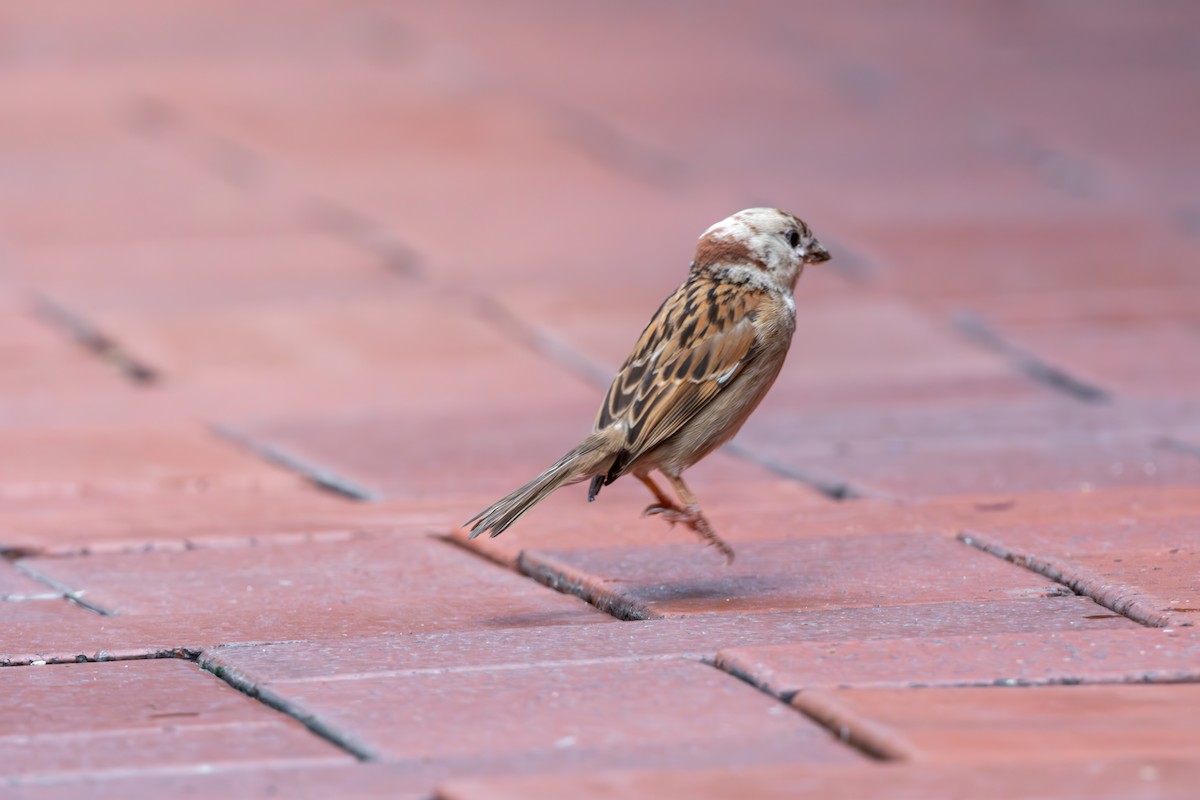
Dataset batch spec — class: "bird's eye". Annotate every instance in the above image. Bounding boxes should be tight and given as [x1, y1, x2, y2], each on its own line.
[786, 230, 801, 248]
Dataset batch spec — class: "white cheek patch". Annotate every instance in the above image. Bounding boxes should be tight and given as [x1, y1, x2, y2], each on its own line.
[784, 293, 796, 315]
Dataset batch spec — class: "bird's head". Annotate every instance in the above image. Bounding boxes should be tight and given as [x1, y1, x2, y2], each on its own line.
[692, 207, 829, 292]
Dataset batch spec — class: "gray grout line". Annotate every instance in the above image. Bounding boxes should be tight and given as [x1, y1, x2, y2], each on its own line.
[434, 532, 639, 625]
[1, 648, 201, 668]
[33, 294, 159, 384]
[133, 93, 428, 282]
[125, 93, 425, 281]
[302, 198, 425, 279]
[715, 650, 1200, 698]
[199, 651, 376, 761]
[789, 687, 916, 761]
[210, 424, 383, 502]
[436, 530, 519, 571]
[515, 549, 652, 622]
[2, 646, 372, 763]
[952, 309, 1111, 403]
[721, 441, 870, 501]
[705, 656, 895, 762]
[956, 530, 1178, 629]
[198, 133, 266, 190]
[468, 291, 615, 389]
[122, 97, 426, 506]
[708, 627, 1200, 765]
[12, 561, 115, 617]
[1000, 130, 1102, 198]
[544, 100, 687, 189]
[4, 530, 373, 563]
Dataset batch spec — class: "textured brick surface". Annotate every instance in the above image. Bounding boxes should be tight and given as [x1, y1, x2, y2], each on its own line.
[0, 424, 299, 495]
[0, 564, 51, 598]
[202, 596, 1133, 685]
[435, 760, 1200, 800]
[4, 0, 1200, 795]
[7, 235, 394, 314]
[742, 395, 1193, 450]
[793, 684, 1200, 763]
[457, 485, 1200, 568]
[15, 535, 595, 622]
[236, 660, 862, 773]
[862, 218, 1200, 307]
[518, 533, 1068, 619]
[4, 764, 430, 800]
[0, 485, 422, 557]
[0, 303, 128, 407]
[978, 321, 1200, 398]
[0, 659, 350, 784]
[961, 519, 1200, 627]
[736, 433, 1200, 500]
[2, 537, 607, 664]
[718, 628, 1198, 695]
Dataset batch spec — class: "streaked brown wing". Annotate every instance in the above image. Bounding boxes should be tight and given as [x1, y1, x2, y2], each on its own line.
[595, 275, 764, 472]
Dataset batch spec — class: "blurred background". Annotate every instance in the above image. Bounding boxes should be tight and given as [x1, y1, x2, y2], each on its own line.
[2, 1, 1199, 550]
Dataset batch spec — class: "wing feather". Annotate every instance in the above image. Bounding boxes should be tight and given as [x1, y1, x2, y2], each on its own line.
[595, 275, 765, 478]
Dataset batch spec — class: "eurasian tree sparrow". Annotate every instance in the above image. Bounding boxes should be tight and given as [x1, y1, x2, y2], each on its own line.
[467, 208, 830, 562]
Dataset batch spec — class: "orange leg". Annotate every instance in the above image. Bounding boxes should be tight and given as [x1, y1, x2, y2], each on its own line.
[637, 473, 735, 564]
[636, 474, 679, 512]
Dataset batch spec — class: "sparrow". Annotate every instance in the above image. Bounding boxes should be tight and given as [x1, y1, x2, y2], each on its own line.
[466, 208, 830, 562]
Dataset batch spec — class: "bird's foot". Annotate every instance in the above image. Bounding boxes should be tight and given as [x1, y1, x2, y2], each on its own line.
[643, 502, 684, 522]
[643, 503, 735, 564]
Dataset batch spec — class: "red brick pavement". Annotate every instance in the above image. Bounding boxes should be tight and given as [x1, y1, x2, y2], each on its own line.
[2, 1, 1198, 797]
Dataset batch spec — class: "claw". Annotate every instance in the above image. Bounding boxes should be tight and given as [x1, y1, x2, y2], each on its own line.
[643, 504, 686, 528]
[642, 502, 736, 563]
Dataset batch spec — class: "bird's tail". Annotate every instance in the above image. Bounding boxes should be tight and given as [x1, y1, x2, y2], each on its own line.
[464, 429, 622, 538]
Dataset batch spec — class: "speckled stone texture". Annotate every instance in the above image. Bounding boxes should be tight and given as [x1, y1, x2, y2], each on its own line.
[3, 1, 1198, 797]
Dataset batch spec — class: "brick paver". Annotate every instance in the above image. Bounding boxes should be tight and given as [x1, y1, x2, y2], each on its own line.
[435, 761, 1200, 800]
[3, 1, 1198, 796]
[0, 660, 351, 783]
[1, 536, 607, 666]
[794, 684, 1200, 763]
[717, 628, 1199, 694]
[517, 532, 1076, 618]
[238, 659, 862, 771]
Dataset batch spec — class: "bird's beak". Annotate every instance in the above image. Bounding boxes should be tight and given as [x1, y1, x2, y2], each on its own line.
[800, 239, 831, 264]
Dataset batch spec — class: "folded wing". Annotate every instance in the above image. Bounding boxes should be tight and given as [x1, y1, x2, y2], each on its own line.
[595, 275, 765, 480]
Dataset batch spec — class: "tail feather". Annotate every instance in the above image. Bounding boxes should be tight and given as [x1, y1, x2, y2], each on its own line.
[465, 429, 621, 538]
